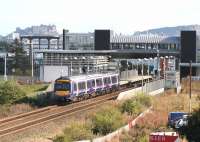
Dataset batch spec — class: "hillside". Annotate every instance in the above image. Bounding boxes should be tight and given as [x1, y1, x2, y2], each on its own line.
[134, 25, 200, 36]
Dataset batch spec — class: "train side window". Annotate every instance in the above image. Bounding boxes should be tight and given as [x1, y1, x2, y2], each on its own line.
[87, 80, 92, 88]
[108, 77, 111, 84]
[112, 76, 117, 83]
[78, 82, 86, 90]
[92, 80, 95, 87]
[104, 77, 111, 85]
[96, 78, 102, 86]
[103, 77, 107, 85]
[74, 83, 77, 91]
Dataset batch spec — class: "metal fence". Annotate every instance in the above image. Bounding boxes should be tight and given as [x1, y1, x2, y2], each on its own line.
[144, 79, 164, 94]
[0, 75, 34, 83]
[120, 70, 138, 80]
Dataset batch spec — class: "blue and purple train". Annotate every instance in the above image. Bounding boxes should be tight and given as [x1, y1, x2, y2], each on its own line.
[54, 73, 119, 101]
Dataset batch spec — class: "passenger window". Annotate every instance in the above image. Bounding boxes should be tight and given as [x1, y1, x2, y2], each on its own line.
[78, 82, 81, 90]
[103, 78, 107, 84]
[78, 82, 85, 90]
[87, 80, 92, 88]
[108, 77, 111, 84]
[92, 80, 95, 87]
[112, 76, 117, 83]
[96, 79, 102, 86]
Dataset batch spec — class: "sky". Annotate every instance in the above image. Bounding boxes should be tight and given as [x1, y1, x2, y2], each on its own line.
[0, 0, 200, 36]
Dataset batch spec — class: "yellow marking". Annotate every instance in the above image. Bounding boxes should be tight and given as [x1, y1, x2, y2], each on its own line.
[56, 80, 70, 83]
[55, 91, 70, 96]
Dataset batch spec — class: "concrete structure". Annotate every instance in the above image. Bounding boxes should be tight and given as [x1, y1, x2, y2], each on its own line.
[20, 35, 60, 55]
[63, 29, 94, 50]
[39, 65, 68, 82]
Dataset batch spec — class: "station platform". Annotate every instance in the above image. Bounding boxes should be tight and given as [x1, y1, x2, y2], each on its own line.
[119, 76, 152, 85]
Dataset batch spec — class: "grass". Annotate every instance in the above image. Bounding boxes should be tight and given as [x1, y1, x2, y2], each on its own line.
[0, 103, 35, 118]
[0, 81, 50, 118]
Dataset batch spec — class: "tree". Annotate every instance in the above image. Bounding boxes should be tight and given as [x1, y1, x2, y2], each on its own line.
[9, 39, 31, 75]
[179, 108, 200, 141]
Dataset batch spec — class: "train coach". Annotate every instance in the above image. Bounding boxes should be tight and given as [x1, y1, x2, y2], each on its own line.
[54, 73, 119, 101]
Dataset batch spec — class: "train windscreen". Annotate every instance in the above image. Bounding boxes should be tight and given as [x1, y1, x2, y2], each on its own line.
[54, 82, 70, 91]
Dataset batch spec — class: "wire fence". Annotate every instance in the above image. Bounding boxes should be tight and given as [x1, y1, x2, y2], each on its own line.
[0, 75, 34, 83]
[144, 79, 164, 94]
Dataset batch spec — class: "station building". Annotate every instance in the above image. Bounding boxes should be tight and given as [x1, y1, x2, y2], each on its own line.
[24, 29, 200, 82]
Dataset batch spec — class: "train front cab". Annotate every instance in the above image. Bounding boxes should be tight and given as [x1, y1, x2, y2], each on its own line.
[54, 79, 72, 101]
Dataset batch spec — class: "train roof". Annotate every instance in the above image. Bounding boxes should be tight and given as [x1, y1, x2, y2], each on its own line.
[56, 73, 118, 82]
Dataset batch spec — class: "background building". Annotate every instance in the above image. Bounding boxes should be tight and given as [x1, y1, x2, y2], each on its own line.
[63, 29, 94, 50]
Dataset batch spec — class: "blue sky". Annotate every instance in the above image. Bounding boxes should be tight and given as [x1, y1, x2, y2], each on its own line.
[0, 0, 200, 35]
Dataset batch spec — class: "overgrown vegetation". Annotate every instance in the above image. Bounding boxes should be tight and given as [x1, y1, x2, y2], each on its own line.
[0, 80, 52, 118]
[91, 105, 124, 135]
[54, 122, 93, 142]
[118, 89, 194, 142]
[20, 84, 49, 96]
[120, 93, 152, 116]
[54, 93, 153, 142]
[0, 81, 26, 105]
[121, 100, 142, 116]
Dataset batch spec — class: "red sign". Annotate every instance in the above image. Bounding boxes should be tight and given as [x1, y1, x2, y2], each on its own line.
[149, 132, 179, 142]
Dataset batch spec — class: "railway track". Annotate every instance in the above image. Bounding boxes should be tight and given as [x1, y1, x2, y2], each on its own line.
[0, 90, 121, 137]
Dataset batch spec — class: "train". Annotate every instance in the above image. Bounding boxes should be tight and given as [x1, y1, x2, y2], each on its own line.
[54, 73, 119, 101]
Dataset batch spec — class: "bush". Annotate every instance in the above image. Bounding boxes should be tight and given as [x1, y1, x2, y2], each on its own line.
[121, 100, 142, 116]
[54, 121, 93, 142]
[135, 93, 152, 107]
[53, 136, 66, 142]
[91, 106, 124, 135]
[0, 81, 26, 105]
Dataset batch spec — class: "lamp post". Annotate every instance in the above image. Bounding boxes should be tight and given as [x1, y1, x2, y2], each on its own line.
[137, 59, 139, 75]
[157, 49, 160, 79]
[189, 60, 192, 113]
[73, 57, 78, 75]
[126, 59, 129, 80]
[64, 57, 68, 76]
[71, 58, 73, 76]
[138, 59, 143, 93]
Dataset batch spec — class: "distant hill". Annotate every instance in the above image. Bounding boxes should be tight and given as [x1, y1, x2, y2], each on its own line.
[14, 24, 59, 36]
[2, 24, 60, 42]
[134, 25, 200, 36]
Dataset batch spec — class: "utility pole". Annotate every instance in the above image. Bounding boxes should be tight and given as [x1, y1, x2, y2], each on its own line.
[4, 54, 7, 81]
[142, 59, 144, 93]
[31, 43, 34, 83]
[189, 60, 192, 113]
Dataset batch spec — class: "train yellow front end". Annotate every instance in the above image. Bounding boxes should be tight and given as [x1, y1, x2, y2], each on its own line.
[54, 78, 71, 100]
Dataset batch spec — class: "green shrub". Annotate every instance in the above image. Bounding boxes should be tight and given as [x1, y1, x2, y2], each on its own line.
[135, 93, 152, 107]
[139, 135, 148, 142]
[0, 81, 26, 105]
[54, 121, 93, 142]
[53, 135, 66, 142]
[121, 100, 142, 116]
[91, 105, 124, 135]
